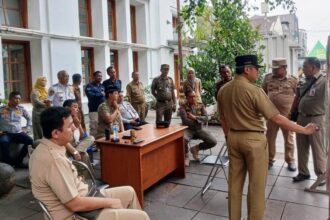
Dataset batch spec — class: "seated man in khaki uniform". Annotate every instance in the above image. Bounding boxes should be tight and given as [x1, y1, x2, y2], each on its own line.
[29, 107, 149, 220]
[179, 90, 217, 166]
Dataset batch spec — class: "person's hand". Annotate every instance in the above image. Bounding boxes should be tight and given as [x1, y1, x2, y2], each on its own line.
[112, 101, 119, 110]
[73, 116, 81, 128]
[108, 198, 124, 209]
[130, 119, 138, 125]
[73, 151, 81, 161]
[304, 123, 319, 135]
[101, 92, 105, 96]
[187, 112, 196, 120]
[172, 104, 176, 112]
[22, 127, 29, 133]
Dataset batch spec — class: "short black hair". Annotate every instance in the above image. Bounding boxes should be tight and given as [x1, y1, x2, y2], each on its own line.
[106, 66, 114, 74]
[305, 57, 321, 69]
[9, 91, 21, 99]
[160, 64, 169, 69]
[40, 107, 71, 139]
[93, 70, 102, 77]
[72, 73, 81, 83]
[184, 89, 194, 97]
[63, 99, 77, 108]
[235, 66, 245, 75]
[105, 89, 119, 99]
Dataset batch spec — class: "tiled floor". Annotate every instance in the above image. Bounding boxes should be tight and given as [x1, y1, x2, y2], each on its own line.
[0, 111, 328, 219]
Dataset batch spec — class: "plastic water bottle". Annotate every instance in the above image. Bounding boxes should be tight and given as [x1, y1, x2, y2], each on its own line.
[112, 123, 119, 141]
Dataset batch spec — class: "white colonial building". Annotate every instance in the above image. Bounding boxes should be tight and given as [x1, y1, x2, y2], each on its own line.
[0, 0, 186, 110]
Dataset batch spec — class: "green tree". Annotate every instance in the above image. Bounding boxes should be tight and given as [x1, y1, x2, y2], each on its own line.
[182, 0, 266, 105]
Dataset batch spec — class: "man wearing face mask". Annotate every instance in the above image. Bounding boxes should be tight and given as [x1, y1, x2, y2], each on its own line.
[262, 58, 298, 171]
[49, 70, 75, 107]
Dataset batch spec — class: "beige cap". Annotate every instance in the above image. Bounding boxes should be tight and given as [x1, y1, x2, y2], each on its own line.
[271, 58, 287, 69]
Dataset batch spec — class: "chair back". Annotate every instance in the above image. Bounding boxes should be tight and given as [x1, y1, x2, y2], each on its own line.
[37, 200, 54, 220]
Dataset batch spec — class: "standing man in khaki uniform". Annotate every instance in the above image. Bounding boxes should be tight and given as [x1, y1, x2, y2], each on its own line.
[29, 107, 149, 220]
[262, 58, 298, 171]
[218, 55, 319, 220]
[151, 64, 176, 123]
[292, 57, 328, 183]
[126, 71, 147, 122]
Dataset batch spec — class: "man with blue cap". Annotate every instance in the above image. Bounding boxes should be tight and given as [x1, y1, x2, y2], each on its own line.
[217, 54, 319, 220]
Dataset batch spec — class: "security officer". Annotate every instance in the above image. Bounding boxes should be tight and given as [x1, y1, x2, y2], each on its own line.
[292, 57, 328, 183]
[179, 90, 217, 166]
[262, 58, 298, 171]
[151, 64, 176, 123]
[0, 91, 33, 167]
[218, 54, 318, 220]
[126, 71, 147, 122]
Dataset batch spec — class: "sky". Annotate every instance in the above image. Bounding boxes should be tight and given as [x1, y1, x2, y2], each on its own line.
[251, 0, 330, 52]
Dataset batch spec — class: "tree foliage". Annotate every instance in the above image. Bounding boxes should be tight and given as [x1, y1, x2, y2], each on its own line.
[182, 0, 267, 105]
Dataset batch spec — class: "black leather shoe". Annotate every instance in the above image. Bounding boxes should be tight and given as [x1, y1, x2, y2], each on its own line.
[287, 162, 297, 172]
[268, 163, 273, 170]
[292, 173, 310, 182]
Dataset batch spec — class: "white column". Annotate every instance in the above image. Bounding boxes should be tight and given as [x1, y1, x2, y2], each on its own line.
[116, 0, 131, 42]
[94, 45, 111, 78]
[118, 48, 133, 89]
[91, 0, 108, 39]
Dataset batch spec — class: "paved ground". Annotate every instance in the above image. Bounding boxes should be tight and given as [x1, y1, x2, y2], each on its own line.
[0, 111, 329, 220]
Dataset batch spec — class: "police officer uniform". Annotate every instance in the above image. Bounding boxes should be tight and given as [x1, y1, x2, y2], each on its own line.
[151, 75, 176, 122]
[126, 80, 146, 121]
[218, 55, 279, 220]
[262, 58, 298, 170]
[0, 104, 33, 167]
[179, 102, 217, 161]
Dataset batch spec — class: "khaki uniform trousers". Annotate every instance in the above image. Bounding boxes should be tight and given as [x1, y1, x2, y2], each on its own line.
[89, 112, 98, 137]
[228, 131, 268, 220]
[266, 120, 294, 164]
[132, 103, 146, 121]
[72, 186, 149, 220]
[296, 115, 328, 176]
[156, 101, 173, 122]
[184, 128, 217, 153]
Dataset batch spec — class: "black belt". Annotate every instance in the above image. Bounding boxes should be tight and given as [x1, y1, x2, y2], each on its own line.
[300, 113, 325, 117]
[230, 129, 264, 133]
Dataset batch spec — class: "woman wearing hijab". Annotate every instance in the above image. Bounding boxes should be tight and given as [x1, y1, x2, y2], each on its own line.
[31, 76, 52, 140]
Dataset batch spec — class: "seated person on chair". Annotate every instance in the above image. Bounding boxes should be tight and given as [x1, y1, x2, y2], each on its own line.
[29, 107, 150, 220]
[118, 92, 147, 130]
[96, 87, 124, 139]
[63, 99, 95, 170]
[0, 91, 33, 168]
[179, 90, 217, 166]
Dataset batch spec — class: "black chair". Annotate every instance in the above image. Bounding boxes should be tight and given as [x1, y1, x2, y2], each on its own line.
[37, 199, 54, 220]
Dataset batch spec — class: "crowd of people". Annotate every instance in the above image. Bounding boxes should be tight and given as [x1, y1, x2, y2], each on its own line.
[0, 55, 328, 220]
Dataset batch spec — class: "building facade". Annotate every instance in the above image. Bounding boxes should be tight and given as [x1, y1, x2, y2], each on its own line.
[0, 0, 185, 110]
[251, 14, 307, 75]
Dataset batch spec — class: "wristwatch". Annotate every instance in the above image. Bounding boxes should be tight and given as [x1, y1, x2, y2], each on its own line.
[73, 151, 79, 155]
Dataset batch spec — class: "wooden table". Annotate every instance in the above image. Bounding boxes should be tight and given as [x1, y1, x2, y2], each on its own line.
[96, 124, 187, 207]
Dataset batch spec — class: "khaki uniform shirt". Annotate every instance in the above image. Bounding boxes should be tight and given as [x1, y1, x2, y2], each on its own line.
[298, 72, 327, 115]
[29, 138, 88, 220]
[179, 102, 208, 130]
[126, 81, 145, 104]
[97, 101, 122, 136]
[151, 76, 175, 101]
[218, 76, 279, 131]
[262, 73, 297, 116]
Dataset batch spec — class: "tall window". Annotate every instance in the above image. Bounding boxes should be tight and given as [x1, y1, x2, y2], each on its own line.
[81, 47, 94, 86]
[78, 0, 92, 37]
[110, 49, 119, 77]
[132, 51, 138, 72]
[130, 5, 136, 43]
[0, 0, 27, 28]
[2, 41, 31, 101]
[108, 0, 117, 40]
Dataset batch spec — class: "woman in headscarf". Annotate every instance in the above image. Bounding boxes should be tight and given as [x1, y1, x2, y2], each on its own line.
[31, 76, 51, 140]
